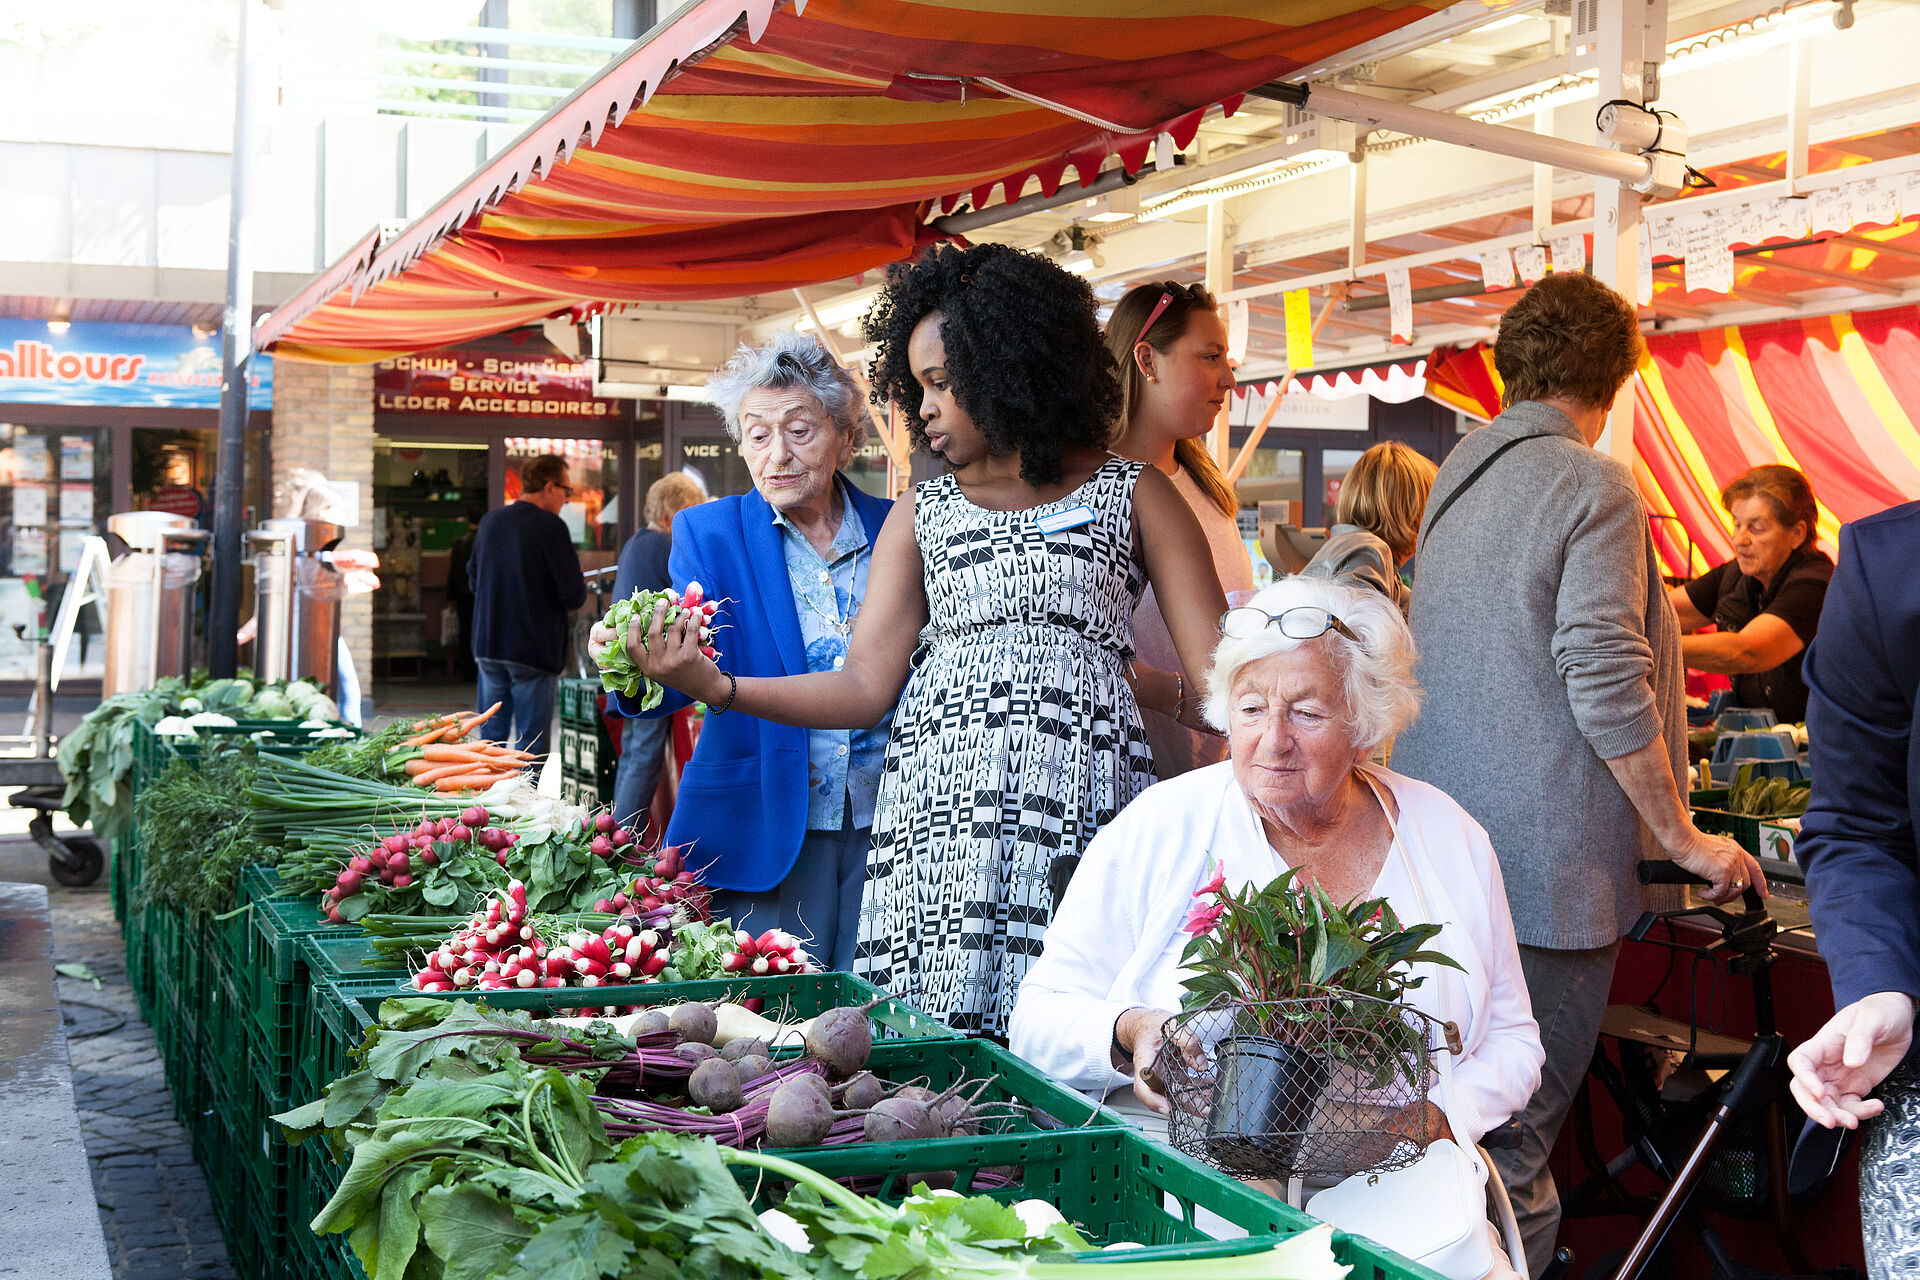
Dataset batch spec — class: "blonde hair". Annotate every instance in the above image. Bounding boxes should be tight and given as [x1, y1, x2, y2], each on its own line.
[1105, 282, 1238, 519]
[1334, 441, 1438, 563]
[1203, 574, 1421, 753]
[645, 472, 707, 529]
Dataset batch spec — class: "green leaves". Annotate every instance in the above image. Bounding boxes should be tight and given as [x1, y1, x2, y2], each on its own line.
[594, 588, 695, 712]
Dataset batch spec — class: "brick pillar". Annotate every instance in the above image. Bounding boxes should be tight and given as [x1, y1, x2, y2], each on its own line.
[269, 359, 375, 709]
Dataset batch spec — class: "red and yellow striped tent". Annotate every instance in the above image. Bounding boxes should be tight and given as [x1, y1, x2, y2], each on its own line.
[256, 0, 1450, 362]
[1425, 305, 1920, 578]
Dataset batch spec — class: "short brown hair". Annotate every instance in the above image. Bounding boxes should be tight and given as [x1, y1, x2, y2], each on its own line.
[521, 454, 569, 494]
[1335, 441, 1440, 562]
[644, 472, 706, 529]
[1493, 273, 1644, 409]
[1721, 464, 1818, 549]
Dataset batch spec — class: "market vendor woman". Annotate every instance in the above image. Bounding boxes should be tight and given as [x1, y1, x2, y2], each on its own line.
[1669, 465, 1832, 723]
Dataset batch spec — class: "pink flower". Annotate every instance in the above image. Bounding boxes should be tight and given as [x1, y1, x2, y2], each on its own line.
[1193, 863, 1227, 901]
[1183, 900, 1226, 937]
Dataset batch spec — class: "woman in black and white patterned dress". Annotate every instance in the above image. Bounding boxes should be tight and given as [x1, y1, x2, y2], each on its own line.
[612, 243, 1227, 1034]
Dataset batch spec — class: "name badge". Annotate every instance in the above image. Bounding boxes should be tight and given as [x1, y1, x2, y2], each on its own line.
[1034, 504, 1095, 535]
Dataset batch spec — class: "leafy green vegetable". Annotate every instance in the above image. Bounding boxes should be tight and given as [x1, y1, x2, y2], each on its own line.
[1727, 764, 1810, 818]
[593, 589, 706, 712]
[132, 743, 261, 917]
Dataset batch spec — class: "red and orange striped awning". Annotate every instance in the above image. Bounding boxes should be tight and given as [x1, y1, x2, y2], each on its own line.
[1422, 307, 1920, 580]
[256, 0, 1448, 362]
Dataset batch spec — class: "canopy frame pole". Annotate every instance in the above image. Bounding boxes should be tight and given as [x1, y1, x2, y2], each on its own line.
[1786, 32, 1812, 192]
[1205, 200, 1236, 468]
[209, 0, 257, 679]
[1592, 0, 1665, 465]
[1224, 290, 1341, 486]
[792, 289, 910, 490]
[1250, 81, 1655, 187]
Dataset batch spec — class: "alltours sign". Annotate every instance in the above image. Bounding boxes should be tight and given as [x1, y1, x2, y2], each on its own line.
[374, 351, 618, 418]
[0, 320, 272, 408]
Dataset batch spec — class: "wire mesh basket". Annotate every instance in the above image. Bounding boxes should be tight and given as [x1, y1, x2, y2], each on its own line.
[1153, 994, 1446, 1182]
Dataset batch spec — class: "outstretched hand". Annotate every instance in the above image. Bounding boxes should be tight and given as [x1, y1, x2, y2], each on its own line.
[1788, 991, 1916, 1129]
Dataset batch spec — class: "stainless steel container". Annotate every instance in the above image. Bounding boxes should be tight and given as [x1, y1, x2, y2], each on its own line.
[103, 512, 206, 696]
[249, 517, 346, 689]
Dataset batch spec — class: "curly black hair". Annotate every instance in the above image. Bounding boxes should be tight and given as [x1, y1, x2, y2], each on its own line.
[861, 242, 1122, 488]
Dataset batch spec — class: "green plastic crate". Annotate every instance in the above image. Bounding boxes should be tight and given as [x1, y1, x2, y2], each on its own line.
[292, 1142, 369, 1280]
[341, 970, 960, 1043]
[1691, 806, 1764, 856]
[301, 933, 411, 984]
[240, 869, 361, 1097]
[298, 976, 382, 1106]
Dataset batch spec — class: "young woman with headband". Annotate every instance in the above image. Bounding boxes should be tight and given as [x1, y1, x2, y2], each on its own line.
[1105, 282, 1256, 778]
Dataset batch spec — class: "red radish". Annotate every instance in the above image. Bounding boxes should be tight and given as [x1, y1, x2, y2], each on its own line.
[462, 805, 488, 827]
[612, 828, 633, 847]
[336, 869, 364, 894]
[449, 824, 471, 843]
[392, 873, 414, 889]
[595, 813, 617, 835]
[590, 836, 614, 858]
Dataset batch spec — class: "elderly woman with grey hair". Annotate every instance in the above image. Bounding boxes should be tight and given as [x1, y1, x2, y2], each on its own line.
[1010, 574, 1542, 1161]
[590, 328, 891, 971]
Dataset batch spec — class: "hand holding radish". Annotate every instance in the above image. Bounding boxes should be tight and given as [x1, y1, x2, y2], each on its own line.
[623, 585, 730, 707]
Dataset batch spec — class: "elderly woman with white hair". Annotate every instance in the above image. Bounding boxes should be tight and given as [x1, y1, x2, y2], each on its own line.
[1009, 574, 1543, 1159]
[590, 329, 891, 971]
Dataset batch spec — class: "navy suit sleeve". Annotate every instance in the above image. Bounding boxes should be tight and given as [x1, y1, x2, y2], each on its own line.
[1798, 521, 1920, 1008]
[607, 515, 704, 721]
[551, 519, 587, 612]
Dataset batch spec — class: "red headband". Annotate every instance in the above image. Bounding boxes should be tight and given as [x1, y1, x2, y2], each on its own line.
[1137, 290, 1176, 344]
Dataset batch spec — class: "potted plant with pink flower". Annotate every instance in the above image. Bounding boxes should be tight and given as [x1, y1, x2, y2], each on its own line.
[1170, 863, 1461, 1170]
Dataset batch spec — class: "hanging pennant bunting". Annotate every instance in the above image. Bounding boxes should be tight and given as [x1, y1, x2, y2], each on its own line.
[1548, 231, 1586, 275]
[1763, 198, 1811, 242]
[1283, 289, 1314, 371]
[1386, 269, 1413, 345]
[1681, 212, 1734, 295]
[1852, 177, 1899, 228]
[1810, 186, 1853, 235]
[1478, 249, 1516, 292]
[1226, 299, 1250, 365]
[1637, 222, 1654, 307]
[1514, 244, 1547, 284]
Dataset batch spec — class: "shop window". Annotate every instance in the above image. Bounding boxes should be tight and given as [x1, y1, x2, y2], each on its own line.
[0, 424, 113, 680]
[372, 437, 489, 681]
[1323, 448, 1365, 515]
[504, 437, 621, 554]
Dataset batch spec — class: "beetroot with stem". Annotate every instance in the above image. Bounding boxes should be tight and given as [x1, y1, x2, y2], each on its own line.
[667, 1003, 718, 1045]
[840, 1070, 886, 1112]
[628, 1009, 670, 1036]
[803, 1000, 878, 1078]
[676, 1041, 718, 1065]
[719, 1036, 770, 1064]
[764, 1074, 836, 1148]
[688, 1057, 745, 1113]
[733, 1054, 773, 1084]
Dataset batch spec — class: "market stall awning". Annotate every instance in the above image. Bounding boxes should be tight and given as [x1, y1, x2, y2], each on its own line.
[255, 0, 1449, 362]
[1418, 310, 1920, 582]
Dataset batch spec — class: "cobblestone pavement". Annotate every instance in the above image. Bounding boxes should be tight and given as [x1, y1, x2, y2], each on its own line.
[1, 833, 235, 1280]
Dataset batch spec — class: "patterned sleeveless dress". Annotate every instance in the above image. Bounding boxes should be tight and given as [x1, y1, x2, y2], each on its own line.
[852, 456, 1158, 1035]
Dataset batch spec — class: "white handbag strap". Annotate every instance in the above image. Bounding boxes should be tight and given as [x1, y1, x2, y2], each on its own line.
[1355, 768, 1467, 1141]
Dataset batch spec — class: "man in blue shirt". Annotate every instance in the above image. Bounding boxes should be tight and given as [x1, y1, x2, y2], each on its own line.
[469, 455, 587, 755]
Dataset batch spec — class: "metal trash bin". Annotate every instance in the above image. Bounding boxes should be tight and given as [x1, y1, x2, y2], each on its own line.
[103, 511, 207, 697]
[249, 517, 347, 690]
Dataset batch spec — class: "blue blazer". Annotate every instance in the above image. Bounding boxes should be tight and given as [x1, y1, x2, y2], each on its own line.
[1798, 499, 1920, 1011]
[610, 481, 894, 894]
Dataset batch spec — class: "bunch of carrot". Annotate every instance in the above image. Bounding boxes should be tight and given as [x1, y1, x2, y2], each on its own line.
[386, 704, 536, 792]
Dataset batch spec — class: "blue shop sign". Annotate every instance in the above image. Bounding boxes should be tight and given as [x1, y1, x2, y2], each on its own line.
[0, 320, 273, 409]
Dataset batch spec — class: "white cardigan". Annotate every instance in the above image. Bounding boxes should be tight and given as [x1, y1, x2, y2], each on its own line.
[1008, 762, 1544, 1146]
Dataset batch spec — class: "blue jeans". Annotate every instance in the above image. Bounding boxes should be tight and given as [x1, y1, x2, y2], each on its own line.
[612, 714, 671, 830]
[710, 816, 871, 973]
[474, 658, 558, 757]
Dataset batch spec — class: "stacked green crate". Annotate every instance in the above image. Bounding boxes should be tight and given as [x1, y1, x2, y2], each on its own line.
[558, 677, 616, 807]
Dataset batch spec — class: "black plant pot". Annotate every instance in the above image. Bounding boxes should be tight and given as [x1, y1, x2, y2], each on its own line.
[1205, 1035, 1331, 1174]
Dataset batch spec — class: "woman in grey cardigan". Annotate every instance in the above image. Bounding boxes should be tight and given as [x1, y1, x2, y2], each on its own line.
[1389, 272, 1761, 1278]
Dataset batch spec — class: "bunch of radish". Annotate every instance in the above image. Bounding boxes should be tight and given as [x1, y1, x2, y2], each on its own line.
[596, 581, 724, 711]
[579, 810, 641, 862]
[322, 805, 513, 923]
[412, 881, 552, 992]
[720, 928, 815, 978]
[546, 919, 674, 986]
